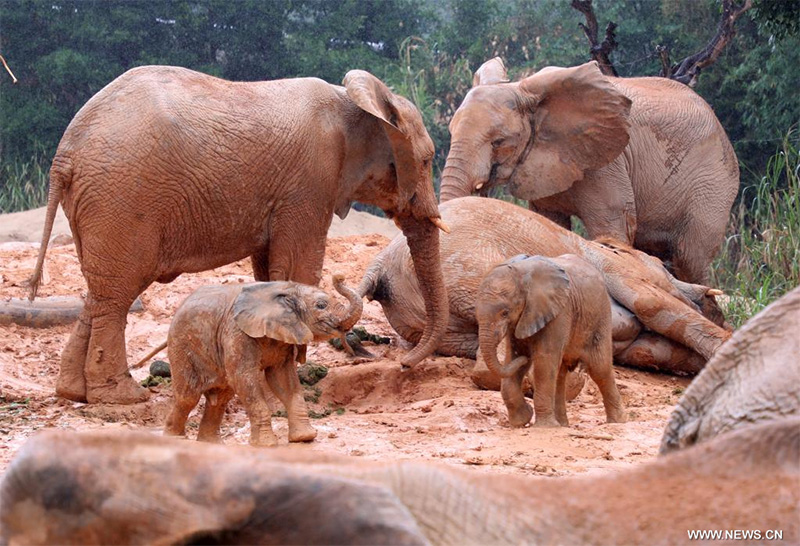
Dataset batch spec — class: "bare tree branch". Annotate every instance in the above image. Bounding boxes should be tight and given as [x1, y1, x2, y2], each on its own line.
[656, 45, 672, 79]
[670, 0, 753, 87]
[571, 0, 619, 77]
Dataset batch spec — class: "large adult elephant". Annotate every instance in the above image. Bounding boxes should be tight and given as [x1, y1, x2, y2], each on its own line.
[360, 197, 730, 379]
[439, 58, 739, 284]
[28, 66, 449, 405]
[3, 421, 798, 545]
[661, 285, 800, 454]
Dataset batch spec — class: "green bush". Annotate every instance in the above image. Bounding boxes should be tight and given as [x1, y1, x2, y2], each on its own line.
[711, 128, 800, 327]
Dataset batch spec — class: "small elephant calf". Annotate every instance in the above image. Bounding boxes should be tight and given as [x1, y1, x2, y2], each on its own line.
[476, 254, 625, 427]
[164, 275, 362, 446]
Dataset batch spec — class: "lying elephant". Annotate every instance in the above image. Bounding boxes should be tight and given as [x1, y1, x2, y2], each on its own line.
[661, 285, 800, 454]
[2, 420, 797, 545]
[361, 197, 729, 379]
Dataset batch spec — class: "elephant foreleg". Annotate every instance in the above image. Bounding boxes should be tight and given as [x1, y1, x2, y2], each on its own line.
[265, 362, 317, 443]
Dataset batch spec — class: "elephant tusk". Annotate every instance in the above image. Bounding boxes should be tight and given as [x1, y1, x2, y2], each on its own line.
[475, 183, 484, 190]
[429, 217, 451, 234]
[706, 288, 724, 297]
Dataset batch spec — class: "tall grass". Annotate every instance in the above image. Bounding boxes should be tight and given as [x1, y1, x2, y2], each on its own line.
[711, 129, 800, 327]
[0, 155, 50, 213]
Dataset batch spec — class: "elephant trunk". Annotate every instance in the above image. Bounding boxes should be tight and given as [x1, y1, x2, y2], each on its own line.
[439, 143, 488, 202]
[395, 215, 449, 368]
[478, 324, 526, 378]
[331, 275, 363, 333]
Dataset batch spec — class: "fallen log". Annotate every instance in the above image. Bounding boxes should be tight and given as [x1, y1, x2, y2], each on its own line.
[0, 296, 144, 328]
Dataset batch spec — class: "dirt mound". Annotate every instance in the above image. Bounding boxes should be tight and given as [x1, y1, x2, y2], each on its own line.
[0, 205, 399, 244]
[0, 225, 688, 476]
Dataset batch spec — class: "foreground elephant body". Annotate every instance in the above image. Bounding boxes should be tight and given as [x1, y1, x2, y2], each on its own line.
[476, 254, 624, 427]
[362, 197, 730, 377]
[165, 276, 361, 447]
[2, 420, 798, 545]
[440, 59, 739, 283]
[28, 66, 448, 405]
[661, 285, 800, 454]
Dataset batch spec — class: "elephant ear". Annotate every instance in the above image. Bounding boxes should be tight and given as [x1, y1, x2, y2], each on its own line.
[513, 61, 632, 202]
[233, 283, 314, 344]
[343, 70, 434, 215]
[472, 57, 510, 86]
[514, 257, 571, 339]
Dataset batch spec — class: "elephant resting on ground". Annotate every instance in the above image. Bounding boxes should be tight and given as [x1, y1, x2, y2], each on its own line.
[2, 421, 797, 545]
[360, 197, 730, 381]
[27, 66, 448, 405]
[661, 285, 800, 454]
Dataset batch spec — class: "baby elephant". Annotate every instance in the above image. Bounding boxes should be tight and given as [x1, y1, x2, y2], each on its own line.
[476, 254, 625, 427]
[165, 275, 362, 446]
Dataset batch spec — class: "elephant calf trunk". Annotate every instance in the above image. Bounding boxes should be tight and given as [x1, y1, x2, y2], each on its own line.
[332, 274, 363, 333]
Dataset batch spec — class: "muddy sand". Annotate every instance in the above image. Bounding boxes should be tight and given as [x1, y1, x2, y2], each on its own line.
[0, 206, 689, 476]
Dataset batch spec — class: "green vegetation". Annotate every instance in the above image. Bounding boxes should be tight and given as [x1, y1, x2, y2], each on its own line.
[0, 0, 797, 321]
[712, 129, 800, 327]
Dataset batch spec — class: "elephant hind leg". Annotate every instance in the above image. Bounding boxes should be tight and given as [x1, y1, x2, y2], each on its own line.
[56, 310, 91, 402]
[554, 364, 569, 426]
[584, 343, 625, 424]
[165, 390, 202, 437]
[83, 295, 149, 405]
[615, 333, 706, 375]
[197, 388, 234, 443]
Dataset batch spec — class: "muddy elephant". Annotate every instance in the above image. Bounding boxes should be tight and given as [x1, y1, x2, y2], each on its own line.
[476, 254, 624, 427]
[3, 420, 797, 545]
[165, 276, 361, 447]
[440, 58, 739, 284]
[27, 66, 448, 405]
[360, 197, 730, 383]
[661, 285, 800, 454]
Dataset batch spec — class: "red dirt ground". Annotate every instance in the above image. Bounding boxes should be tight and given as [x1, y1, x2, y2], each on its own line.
[0, 231, 690, 477]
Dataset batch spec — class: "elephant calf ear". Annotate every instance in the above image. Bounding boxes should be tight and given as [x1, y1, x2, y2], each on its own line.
[515, 61, 632, 202]
[473, 57, 510, 86]
[233, 283, 314, 345]
[515, 257, 571, 339]
[343, 70, 434, 216]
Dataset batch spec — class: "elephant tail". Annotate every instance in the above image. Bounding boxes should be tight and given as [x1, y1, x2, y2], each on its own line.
[28, 155, 71, 301]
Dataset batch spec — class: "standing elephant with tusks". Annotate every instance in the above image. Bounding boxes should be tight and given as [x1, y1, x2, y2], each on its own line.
[27, 66, 449, 405]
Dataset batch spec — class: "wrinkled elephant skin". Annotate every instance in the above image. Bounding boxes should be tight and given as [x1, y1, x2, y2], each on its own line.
[440, 59, 739, 284]
[2, 421, 797, 545]
[361, 197, 729, 382]
[27, 66, 448, 405]
[661, 285, 800, 454]
[165, 277, 361, 447]
[476, 254, 624, 427]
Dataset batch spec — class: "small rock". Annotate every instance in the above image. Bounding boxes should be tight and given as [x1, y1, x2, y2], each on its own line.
[297, 361, 328, 385]
[150, 360, 171, 378]
[50, 233, 74, 247]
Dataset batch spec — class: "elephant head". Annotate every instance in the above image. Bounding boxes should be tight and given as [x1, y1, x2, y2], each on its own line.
[343, 71, 449, 367]
[439, 59, 632, 202]
[476, 255, 570, 378]
[233, 276, 362, 344]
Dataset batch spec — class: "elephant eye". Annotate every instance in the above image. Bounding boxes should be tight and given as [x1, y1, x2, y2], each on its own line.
[500, 309, 510, 318]
[315, 300, 328, 310]
[492, 138, 506, 149]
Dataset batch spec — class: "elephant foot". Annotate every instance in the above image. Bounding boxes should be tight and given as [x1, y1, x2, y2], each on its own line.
[288, 423, 318, 443]
[55, 371, 87, 403]
[532, 414, 561, 428]
[86, 374, 150, 405]
[507, 403, 534, 428]
[249, 430, 279, 448]
[197, 432, 224, 444]
[605, 408, 627, 424]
